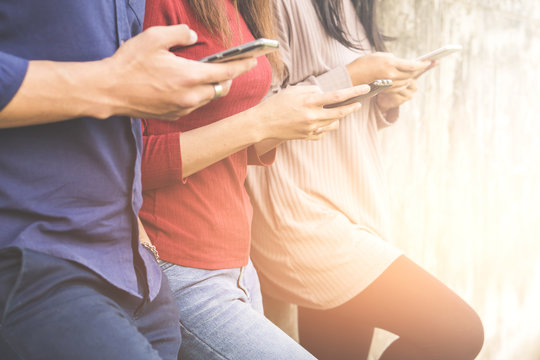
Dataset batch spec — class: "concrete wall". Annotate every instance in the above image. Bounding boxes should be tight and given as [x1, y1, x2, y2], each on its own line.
[373, 0, 540, 359]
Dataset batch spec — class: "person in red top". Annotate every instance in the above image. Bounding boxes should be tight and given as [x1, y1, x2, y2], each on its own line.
[139, 0, 370, 358]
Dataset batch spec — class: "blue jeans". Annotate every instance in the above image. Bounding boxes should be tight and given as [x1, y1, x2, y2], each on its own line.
[160, 259, 316, 360]
[0, 247, 181, 360]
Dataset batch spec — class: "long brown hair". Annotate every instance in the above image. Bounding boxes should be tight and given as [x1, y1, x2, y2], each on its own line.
[186, 0, 282, 72]
[311, 0, 390, 52]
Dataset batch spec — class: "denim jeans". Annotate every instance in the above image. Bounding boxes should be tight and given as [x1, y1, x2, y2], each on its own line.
[0, 247, 181, 360]
[160, 259, 316, 360]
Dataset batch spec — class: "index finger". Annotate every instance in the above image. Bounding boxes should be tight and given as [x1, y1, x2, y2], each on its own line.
[312, 84, 371, 107]
[393, 58, 431, 72]
[413, 60, 439, 79]
[190, 58, 258, 84]
[144, 24, 198, 50]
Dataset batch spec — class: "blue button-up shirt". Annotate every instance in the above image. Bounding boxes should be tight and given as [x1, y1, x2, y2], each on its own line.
[0, 0, 162, 300]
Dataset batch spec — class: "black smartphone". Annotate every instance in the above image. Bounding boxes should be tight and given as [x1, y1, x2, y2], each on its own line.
[199, 38, 279, 63]
[323, 79, 393, 109]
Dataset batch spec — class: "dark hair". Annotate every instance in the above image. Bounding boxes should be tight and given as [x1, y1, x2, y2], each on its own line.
[311, 0, 388, 52]
[186, 0, 282, 73]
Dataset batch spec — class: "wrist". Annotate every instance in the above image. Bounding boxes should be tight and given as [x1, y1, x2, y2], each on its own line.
[86, 57, 121, 119]
[346, 58, 382, 86]
[376, 95, 393, 113]
[59, 58, 120, 120]
[241, 104, 268, 143]
[346, 61, 373, 86]
[345, 63, 359, 86]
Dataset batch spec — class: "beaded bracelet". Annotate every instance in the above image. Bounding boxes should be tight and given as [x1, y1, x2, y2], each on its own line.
[141, 242, 160, 262]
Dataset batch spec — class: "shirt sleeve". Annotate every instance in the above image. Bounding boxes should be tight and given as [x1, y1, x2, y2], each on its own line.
[141, 120, 186, 191]
[0, 51, 29, 111]
[371, 101, 400, 129]
[247, 145, 276, 166]
[272, 0, 352, 93]
[274, 0, 399, 130]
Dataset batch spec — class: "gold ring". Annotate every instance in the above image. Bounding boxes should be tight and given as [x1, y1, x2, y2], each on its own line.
[213, 83, 223, 99]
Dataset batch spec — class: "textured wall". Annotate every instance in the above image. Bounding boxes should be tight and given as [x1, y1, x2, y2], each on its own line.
[373, 0, 540, 359]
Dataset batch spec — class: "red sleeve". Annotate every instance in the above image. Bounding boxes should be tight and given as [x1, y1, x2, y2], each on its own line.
[247, 145, 276, 166]
[141, 120, 186, 191]
[141, 1, 188, 191]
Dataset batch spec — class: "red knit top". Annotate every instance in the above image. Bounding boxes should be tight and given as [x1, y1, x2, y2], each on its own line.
[140, 0, 275, 269]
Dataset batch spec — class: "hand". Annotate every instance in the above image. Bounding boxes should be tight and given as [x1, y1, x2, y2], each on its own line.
[376, 79, 418, 113]
[250, 84, 370, 141]
[346, 52, 430, 86]
[413, 60, 439, 79]
[104, 25, 258, 121]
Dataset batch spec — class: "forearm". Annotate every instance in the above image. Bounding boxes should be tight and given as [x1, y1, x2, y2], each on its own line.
[346, 63, 378, 86]
[147, 81, 368, 184]
[0, 59, 115, 128]
[142, 112, 265, 189]
[180, 109, 262, 178]
[253, 139, 283, 157]
[0, 25, 258, 129]
[289, 66, 353, 93]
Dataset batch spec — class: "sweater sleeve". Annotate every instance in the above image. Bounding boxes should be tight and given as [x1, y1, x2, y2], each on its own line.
[371, 101, 400, 130]
[141, 120, 186, 191]
[0, 51, 29, 112]
[247, 145, 276, 166]
[273, 0, 353, 93]
[275, 0, 399, 130]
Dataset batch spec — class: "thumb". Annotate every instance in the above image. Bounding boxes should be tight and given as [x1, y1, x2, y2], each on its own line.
[146, 24, 198, 50]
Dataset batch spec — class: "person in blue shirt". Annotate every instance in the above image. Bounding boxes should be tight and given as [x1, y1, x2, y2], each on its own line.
[0, 1, 255, 359]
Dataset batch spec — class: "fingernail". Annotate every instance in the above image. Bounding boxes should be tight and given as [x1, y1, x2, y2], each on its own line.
[189, 30, 197, 43]
[359, 84, 371, 92]
[249, 58, 258, 67]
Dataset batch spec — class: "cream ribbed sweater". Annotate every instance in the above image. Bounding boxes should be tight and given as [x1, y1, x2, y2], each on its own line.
[245, 0, 402, 309]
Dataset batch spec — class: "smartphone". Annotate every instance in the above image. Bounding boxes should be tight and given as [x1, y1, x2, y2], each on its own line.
[199, 38, 279, 63]
[323, 79, 393, 109]
[416, 44, 462, 61]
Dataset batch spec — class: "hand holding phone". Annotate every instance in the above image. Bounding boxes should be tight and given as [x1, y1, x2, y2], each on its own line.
[345, 52, 429, 87]
[323, 80, 393, 109]
[413, 44, 462, 78]
[199, 38, 279, 63]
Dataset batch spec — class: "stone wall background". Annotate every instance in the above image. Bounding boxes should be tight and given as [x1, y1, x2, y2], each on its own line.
[372, 0, 540, 359]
